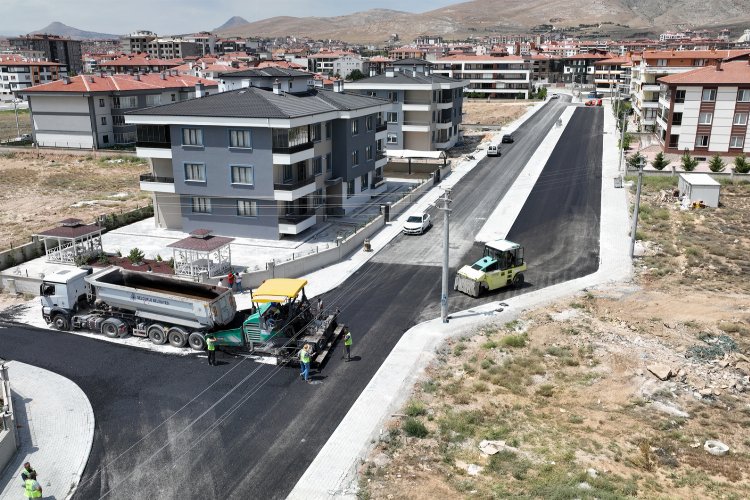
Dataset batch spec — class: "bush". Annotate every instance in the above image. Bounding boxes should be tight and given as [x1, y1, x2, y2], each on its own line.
[681, 150, 698, 172]
[734, 154, 750, 174]
[402, 417, 428, 438]
[405, 401, 427, 417]
[708, 154, 726, 173]
[618, 132, 633, 150]
[500, 334, 527, 348]
[627, 152, 645, 169]
[651, 152, 670, 171]
[128, 247, 145, 265]
[536, 384, 555, 397]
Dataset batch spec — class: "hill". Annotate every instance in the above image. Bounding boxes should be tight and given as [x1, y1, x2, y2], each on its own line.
[213, 16, 250, 32]
[30, 21, 117, 40]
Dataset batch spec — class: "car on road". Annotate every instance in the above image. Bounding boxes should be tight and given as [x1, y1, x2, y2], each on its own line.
[550, 93, 559, 99]
[585, 99, 603, 107]
[487, 144, 501, 157]
[501, 134, 514, 144]
[402, 212, 431, 235]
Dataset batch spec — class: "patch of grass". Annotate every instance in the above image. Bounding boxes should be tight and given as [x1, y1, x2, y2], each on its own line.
[453, 342, 467, 356]
[545, 346, 570, 357]
[422, 379, 438, 393]
[568, 414, 584, 424]
[482, 340, 498, 349]
[505, 319, 521, 330]
[501, 334, 527, 348]
[536, 384, 555, 397]
[486, 449, 532, 480]
[402, 417, 428, 438]
[438, 410, 484, 440]
[405, 401, 427, 417]
[473, 382, 489, 393]
[569, 301, 586, 309]
[480, 359, 494, 369]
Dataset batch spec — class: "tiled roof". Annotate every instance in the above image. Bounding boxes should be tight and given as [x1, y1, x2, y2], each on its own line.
[435, 54, 524, 62]
[567, 53, 611, 60]
[19, 74, 218, 94]
[658, 60, 750, 85]
[128, 86, 389, 119]
[37, 223, 103, 239]
[349, 71, 464, 85]
[643, 49, 750, 60]
[219, 67, 311, 78]
[168, 234, 234, 252]
[392, 58, 432, 66]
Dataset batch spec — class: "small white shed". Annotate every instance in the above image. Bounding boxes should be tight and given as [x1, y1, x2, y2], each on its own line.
[678, 173, 721, 208]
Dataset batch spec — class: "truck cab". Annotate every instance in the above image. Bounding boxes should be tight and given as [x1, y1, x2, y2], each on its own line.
[40, 268, 90, 329]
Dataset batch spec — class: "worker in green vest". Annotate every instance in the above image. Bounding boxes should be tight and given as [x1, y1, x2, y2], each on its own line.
[24, 471, 42, 498]
[206, 335, 217, 366]
[299, 344, 311, 383]
[343, 330, 353, 362]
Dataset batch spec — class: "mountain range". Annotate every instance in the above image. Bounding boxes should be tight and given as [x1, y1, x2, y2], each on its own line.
[29, 22, 117, 40]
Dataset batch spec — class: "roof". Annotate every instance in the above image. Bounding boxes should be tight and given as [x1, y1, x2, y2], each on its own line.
[567, 53, 611, 60]
[36, 223, 103, 239]
[167, 234, 234, 251]
[128, 86, 390, 119]
[348, 71, 464, 86]
[485, 239, 521, 252]
[0, 55, 64, 66]
[98, 54, 183, 67]
[435, 54, 524, 62]
[385, 149, 446, 159]
[219, 67, 311, 79]
[19, 74, 217, 94]
[679, 173, 721, 187]
[392, 58, 432, 66]
[658, 60, 750, 85]
[643, 49, 750, 60]
[252, 278, 308, 303]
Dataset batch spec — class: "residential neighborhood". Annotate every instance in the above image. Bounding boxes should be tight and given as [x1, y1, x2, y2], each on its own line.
[2, 2, 750, 500]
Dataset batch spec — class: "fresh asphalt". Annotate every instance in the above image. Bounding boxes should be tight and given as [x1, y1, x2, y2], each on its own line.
[0, 98, 603, 499]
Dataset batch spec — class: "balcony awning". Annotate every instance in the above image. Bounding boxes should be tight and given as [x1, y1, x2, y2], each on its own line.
[385, 149, 447, 160]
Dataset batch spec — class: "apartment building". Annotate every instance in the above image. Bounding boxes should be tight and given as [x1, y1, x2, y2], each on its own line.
[529, 54, 563, 83]
[630, 49, 750, 132]
[432, 54, 531, 99]
[122, 31, 157, 54]
[0, 55, 67, 102]
[333, 55, 364, 79]
[96, 54, 182, 74]
[388, 47, 427, 60]
[593, 55, 631, 96]
[7, 35, 82, 74]
[19, 74, 217, 149]
[346, 62, 466, 152]
[218, 67, 313, 93]
[122, 31, 201, 59]
[561, 53, 609, 85]
[125, 81, 392, 239]
[656, 60, 750, 155]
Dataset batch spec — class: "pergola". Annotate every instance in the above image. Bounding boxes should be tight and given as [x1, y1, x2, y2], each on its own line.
[168, 229, 234, 279]
[385, 149, 448, 174]
[36, 218, 103, 265]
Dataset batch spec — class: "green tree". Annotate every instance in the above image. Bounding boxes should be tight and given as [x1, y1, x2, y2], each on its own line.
[651, 151, 670, 171]
[627, 151, 645, 169]
[707, 153, 726, 173]
[537, 87, 548, 100]
[734, 154, 750, 174]
[618, 132, 633, 150]
[128, 247, 145, 265]
[681, 150, 698, 172]
[348, 69, 366, 81]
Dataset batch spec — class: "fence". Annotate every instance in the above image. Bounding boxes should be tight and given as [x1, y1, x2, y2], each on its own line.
[0, 360, 18, 475]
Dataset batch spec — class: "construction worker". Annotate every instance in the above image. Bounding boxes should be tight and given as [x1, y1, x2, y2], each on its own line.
[19, 462, 35, 484]
[299, 344, 311, 383]
[206, 335, 217, 366]
[23, 471, 42, 498]
[343, 330, 353, 361]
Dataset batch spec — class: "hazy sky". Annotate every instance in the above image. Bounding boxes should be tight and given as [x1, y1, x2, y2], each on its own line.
[1, 0, 460, 35]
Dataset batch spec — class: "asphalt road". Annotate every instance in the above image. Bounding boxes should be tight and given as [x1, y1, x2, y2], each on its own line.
[0, 99, 603, 499]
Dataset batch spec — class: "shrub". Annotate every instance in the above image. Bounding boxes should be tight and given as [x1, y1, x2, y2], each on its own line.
[536, 384, 555, 397]
[403, 417, 428, 438]
[734, 154, 750, 174]
[627, 152, 645, 169]
[128, 247, 145, 265]
[651, 152, 670, 171]
[500, 334, 527, 348]
[681, 150, 698, 172]
[618, 132, 633, 150]
[405, 401, 427, 417]
[708, 154, 726, 173]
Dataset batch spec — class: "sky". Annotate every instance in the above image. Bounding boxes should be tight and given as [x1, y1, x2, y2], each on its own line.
[0, 0, 461, 35]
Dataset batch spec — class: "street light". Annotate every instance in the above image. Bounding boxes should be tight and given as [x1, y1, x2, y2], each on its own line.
[629, 157, 645, 258]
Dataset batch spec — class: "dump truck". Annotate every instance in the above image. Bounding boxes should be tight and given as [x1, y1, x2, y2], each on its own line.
[40, 267, 344, 364]
[454, 239, 527, 297]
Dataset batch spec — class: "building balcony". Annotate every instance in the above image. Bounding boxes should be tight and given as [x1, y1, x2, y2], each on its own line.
[375, 122, 387, 132]
[402, 102, 432, 111]
[402, 121, 431, 132]
[643, 84, 661, 92]
[278, 211, 317, 235]
[271, 142, 315, 165]
[435, 120, 453, 130]
[370, 175, 385, 189]
[435, 100, 453, 110]
[139, 174, 175, 193]
[273, 177, 317, 201]
[642, 100, 659, 109]
[642, 116, 656, 125]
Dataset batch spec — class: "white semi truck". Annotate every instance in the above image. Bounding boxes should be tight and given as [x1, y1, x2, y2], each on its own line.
[40, 266, 237, 350]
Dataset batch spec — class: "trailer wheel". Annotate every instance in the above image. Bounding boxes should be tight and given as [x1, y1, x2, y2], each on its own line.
[167, 327, 188, 348]
[147, 325, 167, 345]
[101, 319, 121, 338]
[52, 314, 70, 331]
[188, 332, 206, 351]
[512, 273, 525, 288]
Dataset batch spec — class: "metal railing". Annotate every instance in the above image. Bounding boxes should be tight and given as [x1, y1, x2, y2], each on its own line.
[274, 177, 315, 190]
[279, 210, 316, 224]
[375, 123, 387, 132]
[136, 140, 171, 149]
[271, 141, 314, 155]
[139, 174, 174, 183]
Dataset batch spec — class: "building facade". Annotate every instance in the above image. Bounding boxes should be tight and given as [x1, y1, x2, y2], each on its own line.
[0, 55, 67, 101]
[7, 35, 82, 74]
[126, 82, 392, 239]
[432, 54, 530, 99]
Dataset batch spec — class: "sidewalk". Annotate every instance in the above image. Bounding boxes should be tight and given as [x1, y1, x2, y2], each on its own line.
[0, 362, 94, 500]
[288, 101, 633, 499]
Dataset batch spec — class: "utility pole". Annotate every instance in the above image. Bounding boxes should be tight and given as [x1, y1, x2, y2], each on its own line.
[617, 112, 626, 172]
[13, 99, 21, 138]
[629, 158, 645, 258]
[437, 189, 452, 323]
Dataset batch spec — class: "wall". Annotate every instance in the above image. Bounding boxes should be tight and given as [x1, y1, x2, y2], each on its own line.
[0, 237, 45, 272]
[0, 362, 18, 477]
[30, 94, 94, 149]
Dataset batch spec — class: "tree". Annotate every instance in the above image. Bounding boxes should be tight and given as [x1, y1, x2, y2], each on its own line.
[734, 154, 750, 174]
[681, 150, 698, 172]
[627, 151, 645, 169]
[707, 154, 726, 173]
[348, 69, 365, 81]
[618, 132, 633, 150]
[536, 86, 547, 100]
[128, 247, 145, 265]
[651, 151, 670, 171]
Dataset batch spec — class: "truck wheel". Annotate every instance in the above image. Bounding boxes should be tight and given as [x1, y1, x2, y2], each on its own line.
[101, 319, 120, 338]
[148, 325, 167, 345]
[188, 332, 206, 351]
[512, 273, 525, 287]
[52, 314, 70, 331]
[167, 327, 188, 348]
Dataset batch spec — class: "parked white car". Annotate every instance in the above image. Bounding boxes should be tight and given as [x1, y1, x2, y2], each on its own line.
[402, 212, 431, 235]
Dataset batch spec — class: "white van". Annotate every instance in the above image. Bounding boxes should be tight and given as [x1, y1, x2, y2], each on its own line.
[487, 144, 501, 157]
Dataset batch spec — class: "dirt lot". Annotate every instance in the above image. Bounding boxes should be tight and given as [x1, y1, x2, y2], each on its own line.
[0, 150, 150, 249]
[462, 102, 532, 126]
[360, 179, 750, 499]
[0, 108, 32, 141]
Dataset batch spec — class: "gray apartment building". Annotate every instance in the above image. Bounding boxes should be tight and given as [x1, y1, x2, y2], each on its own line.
[8, 35, 83, 74]
[126, 81, 391, 239]
[345, 60, 467, 152]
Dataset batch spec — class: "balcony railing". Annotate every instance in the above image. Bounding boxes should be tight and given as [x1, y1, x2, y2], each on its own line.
[136, 140, 171, 149]
[279, 210, 316, 223]
[139, 174, 174, 183]
[403, 121, 431, 126]
[271, 141, 314, 155]
[376, 122, 387, 132]
[274, 177, 315, 190]
[404, 98, 432, 105]
[370, 175, 384, 189]
[376, 151, 386, 160]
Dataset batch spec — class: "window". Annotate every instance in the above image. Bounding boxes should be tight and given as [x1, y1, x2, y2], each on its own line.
[734, 112, 748, 125]
[112, 96, 137, 109]
[351, 149, 359, 166]
[674, 90, 686, 103]
[347, 179, 355, 197]
[351, 120, 359, 136]
[102, 134, 109, 143]
[231, 165, 254, 185]
[98, 98, 105, 107]
[366, 115, 373, 131]
[387, 133, 397, 144]
[368, 91, 376, 97]
[171, 94, 176, 102]
[668, 134, 679, 148]
[101, 116, 107, 125]
[146, 94, 161, 106]
[695, 135, 709, 147]
[702, 89, 716, 102]
[671, 112, 682, 125]
[325, 121, 331, 139]
[698, 112, 713, 125]
[113, 115, 125, 126]
[730, 136, 745, 149]
[229, 129, 251, 148]
[184, 163, 205, 182]
[326, 153, 332, 172]
[386, 112, 398, 123]
[313, 156, 322, 175]
[272, 125, 309, 150]
[388, 91, 398, 102]
[360, 173, 369, 191]
[237, 200, 257, 217]
[182, 128, 203, 146]
[738, 89, 750, 102]
[693, 59, 706, 67]
[313, 189, 324, 207]
[311, 123, 321, 142]
[192, 197, 211, 213]
[366, 145, 373, 160]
